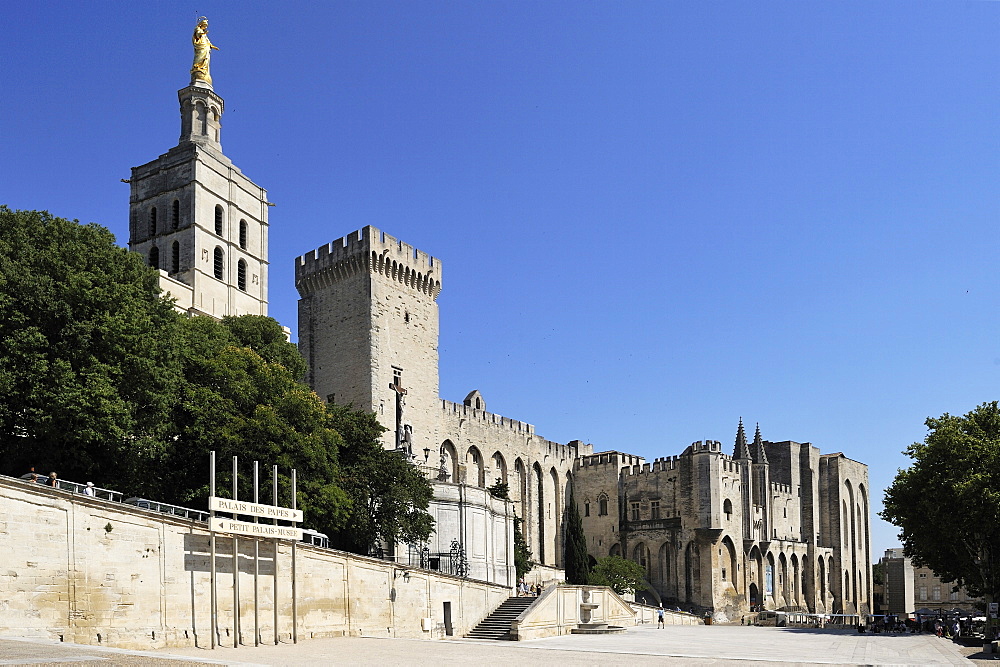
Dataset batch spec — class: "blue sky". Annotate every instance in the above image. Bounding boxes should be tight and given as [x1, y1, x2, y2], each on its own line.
[3, 1, 998, 559]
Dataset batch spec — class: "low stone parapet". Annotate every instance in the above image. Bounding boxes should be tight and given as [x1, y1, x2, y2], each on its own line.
[630, 603, 701, 626]
[510, 585, 635, 640]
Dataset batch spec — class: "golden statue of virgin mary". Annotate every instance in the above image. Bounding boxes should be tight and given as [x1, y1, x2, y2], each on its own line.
[190, 17, 219, 85]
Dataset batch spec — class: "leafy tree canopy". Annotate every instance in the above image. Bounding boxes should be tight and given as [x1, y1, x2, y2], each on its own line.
[881, 401, 1000, 602]
[325, 403, 434, 555]
[221, 314, 306, 381]
[486, 479, 509, 499]
[0, 208, 435, 550]
[588, 555, 645, 596]
[0, 207, 181, 487]
[154, 315, 351, 539]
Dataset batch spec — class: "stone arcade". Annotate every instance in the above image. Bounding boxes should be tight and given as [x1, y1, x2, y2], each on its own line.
[131, 26, 872, 618]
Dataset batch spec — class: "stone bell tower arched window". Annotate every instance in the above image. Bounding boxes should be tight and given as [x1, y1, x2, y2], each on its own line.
[171, 241, 180, 274]
[213, 246, 224, 280]
[214, 205, 224, 236]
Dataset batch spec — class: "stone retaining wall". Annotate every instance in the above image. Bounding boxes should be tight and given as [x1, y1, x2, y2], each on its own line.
[0, 477, 509, 649]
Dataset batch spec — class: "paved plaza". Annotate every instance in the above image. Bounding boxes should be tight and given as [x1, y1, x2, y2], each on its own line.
[0, 625, 980, 666]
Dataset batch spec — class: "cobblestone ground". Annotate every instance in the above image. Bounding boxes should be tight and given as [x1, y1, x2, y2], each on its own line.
[0, 625, 978, 666]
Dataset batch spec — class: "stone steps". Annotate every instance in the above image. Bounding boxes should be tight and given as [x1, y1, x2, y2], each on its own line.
[466, 596, 538, 640]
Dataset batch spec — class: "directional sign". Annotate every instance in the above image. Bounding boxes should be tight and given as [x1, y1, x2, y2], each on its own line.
[210, 517, 303, 540]
[209, 496, 303, 522]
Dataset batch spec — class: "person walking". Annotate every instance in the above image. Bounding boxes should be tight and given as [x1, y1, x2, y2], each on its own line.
[83, 482, 95, 496]
[657, 607, 665, 628]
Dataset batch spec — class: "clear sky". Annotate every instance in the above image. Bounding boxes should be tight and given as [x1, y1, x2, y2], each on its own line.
[3, 1, 998, 560]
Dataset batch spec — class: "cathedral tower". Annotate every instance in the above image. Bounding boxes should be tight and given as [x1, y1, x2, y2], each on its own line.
[296, 227, 442, 454]
[128, 61, 269, 319]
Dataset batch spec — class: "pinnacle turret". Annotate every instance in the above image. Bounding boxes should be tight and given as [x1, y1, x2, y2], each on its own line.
[734, 418, 751, 459]
[752, 423, 768, 465]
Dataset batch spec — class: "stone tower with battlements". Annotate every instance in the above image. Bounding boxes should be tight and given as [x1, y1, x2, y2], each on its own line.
[296, 227, 442, 454]
[128, 79, 269, 319]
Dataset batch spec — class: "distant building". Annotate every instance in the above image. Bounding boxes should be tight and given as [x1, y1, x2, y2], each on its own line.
[573, 423, 872, 619]
[880, 548, 982, 616]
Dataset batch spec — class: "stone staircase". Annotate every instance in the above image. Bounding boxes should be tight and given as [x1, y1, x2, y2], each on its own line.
[466, 596, 537, 640]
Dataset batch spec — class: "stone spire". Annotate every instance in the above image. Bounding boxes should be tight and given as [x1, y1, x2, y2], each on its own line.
[752, 423, 768, 465]
[734, 417, 751, 459]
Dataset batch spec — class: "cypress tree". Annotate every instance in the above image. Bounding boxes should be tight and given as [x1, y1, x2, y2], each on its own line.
[564, 490, 590, 584]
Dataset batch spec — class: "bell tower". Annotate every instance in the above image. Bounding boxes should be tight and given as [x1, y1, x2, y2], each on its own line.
[128, 22, 269, 320]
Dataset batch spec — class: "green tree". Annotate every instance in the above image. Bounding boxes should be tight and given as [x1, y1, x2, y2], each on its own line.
[881, 401, 1000, 621]
[325, 403, 434, 555]
[0, 209, 432, 560]
[155, 315, 350, 538]
[487, 479, 509, 499]
[872, 561, 884, 587]
[221, 315, 306, 381]
[484, 479, 534, 579]
[0, 207, 181, 487]
[513, 516, 534, 581]
[588, 555, 645, 596]
[564, 491, 589, 584]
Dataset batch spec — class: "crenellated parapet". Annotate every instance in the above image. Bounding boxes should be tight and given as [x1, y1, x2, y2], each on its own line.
[770, 481, 792, 495]
[441, 398, 535, 435]
[295, 226, 442, 299]
[688, 440, 723, 453]
[575, 451, 645, 471]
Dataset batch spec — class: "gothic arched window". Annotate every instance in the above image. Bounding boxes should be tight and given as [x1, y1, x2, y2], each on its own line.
[149, 207, 157, 237]
[171, 200, 180, 230]
[170, 241, 180, 273]
[148, 246, 159, 269]
[213, 246, 224, 280]
[237, 259, 247, 291]
[214, 205, 224, 236]
[239, 220, 248, 249]
[598, 493, 609, 516]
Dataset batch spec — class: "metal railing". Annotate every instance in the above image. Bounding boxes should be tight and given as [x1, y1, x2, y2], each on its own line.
[8, 473, 330, 551]
[19, 473, 123, 502]
[124, 497, 210, 522]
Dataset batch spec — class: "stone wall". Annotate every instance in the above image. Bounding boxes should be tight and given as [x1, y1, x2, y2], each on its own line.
[438, 402, 591, 569]
[424, 481, 516, 586]
[0, 476, 510, 650]
[510, 585, 635, 640]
